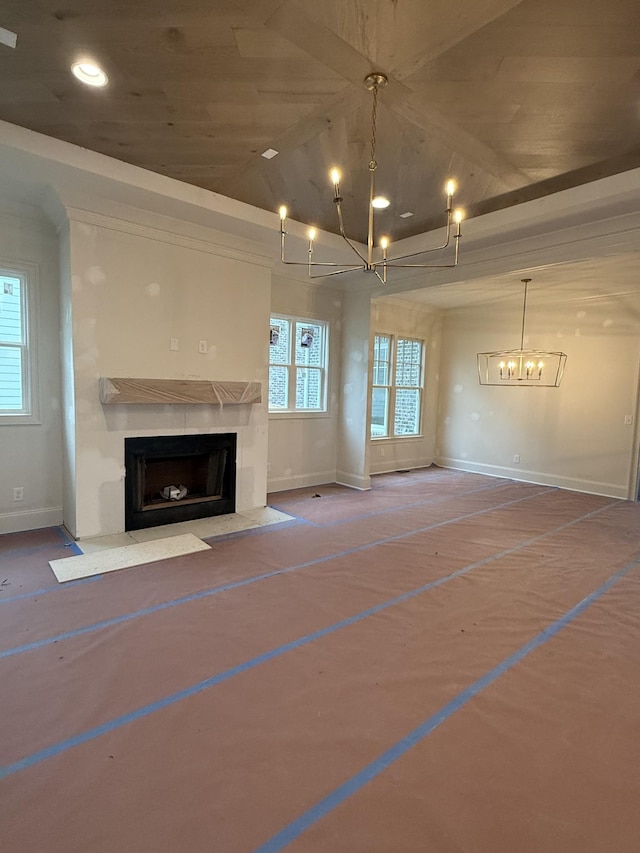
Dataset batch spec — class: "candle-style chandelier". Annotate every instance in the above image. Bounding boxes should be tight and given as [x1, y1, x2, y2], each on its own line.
[477, 278, 567, 387]
[277, 72, 464, 285]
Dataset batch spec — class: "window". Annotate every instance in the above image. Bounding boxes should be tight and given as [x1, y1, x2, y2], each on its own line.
[0, 265, 38, 422]
[269, 315, 328, 413]
[371, 334, 424, 438]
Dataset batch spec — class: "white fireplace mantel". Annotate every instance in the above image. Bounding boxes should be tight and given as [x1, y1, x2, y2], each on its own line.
[100, 377, 262, 406]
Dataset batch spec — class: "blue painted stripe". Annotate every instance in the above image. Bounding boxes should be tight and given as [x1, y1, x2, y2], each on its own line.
[54, 526, 83, 556]
[0, 575, 100, 605]
[0, 488, 558, 660]
[0, 501, 616, 779]
[253, 553, 640, 853]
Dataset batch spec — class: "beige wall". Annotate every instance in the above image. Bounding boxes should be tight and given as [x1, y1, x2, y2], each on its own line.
[268, 273, 343, 492]
[436, 287, 640, 498]
[0, 203, 63, 533]
[369, 297, 442, 476]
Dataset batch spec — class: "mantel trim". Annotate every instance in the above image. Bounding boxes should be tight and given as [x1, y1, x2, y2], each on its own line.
[100, 377, 262, 406]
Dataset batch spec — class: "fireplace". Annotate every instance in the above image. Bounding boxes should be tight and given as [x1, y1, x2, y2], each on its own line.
[124, 433, 237, 530]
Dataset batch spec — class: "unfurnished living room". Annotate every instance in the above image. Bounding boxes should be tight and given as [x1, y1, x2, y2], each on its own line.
[1, 2, 640, 851]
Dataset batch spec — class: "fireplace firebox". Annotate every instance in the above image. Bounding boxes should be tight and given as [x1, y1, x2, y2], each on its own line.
[124, 433, 236, 530]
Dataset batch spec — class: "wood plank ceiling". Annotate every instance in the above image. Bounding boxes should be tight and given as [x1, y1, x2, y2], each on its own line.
[1, 0, 639, 243]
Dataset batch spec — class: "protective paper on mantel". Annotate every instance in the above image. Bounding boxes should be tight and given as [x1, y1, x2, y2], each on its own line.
[99, 377, 262, 405]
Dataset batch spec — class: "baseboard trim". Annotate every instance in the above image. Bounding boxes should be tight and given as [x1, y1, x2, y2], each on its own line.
[370, 461, 432, 476]
[435, 458, 629, 500]
[267, 470, 337, 494]
[0, 506, 64, 535]
[335, 472, 371, 491]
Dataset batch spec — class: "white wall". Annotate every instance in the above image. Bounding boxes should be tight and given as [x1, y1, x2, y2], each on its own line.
[0, 203, 63, 534]
[63, 207, 271, 538]
[369, 296, 442, 475]
[436, 286, 640, 498]
[336, 289, 373, 490]
[268, 274, 343, 492]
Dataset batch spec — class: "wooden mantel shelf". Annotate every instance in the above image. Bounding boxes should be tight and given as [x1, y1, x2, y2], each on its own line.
[100, 377, 262, 406]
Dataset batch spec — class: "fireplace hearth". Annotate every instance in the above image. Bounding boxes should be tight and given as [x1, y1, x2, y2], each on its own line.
[124, 433, 236, 530]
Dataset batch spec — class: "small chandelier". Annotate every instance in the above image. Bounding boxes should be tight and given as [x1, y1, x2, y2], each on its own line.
[477, 279, 567, 387]
[277, 72, 464, 285]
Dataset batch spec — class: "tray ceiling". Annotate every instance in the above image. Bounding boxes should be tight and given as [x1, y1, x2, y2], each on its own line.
[1, 0, 639, 244]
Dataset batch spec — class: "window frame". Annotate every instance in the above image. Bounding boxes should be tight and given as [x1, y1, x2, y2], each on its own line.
[268, 313, 329, 417]
[370, 332, 425, 440]
[0, 260, 40, 425]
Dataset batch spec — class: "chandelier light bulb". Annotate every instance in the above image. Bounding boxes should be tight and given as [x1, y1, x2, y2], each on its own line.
[445, 179, 456, 197]
[307, 227, 316, 241]
[279, 205, 287, 221]
[454, 209, 464, 224]
[379, 236, 389, 249]
[330, 168, 341, 186]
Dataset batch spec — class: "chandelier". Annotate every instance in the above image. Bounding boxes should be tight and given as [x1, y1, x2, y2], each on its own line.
[477, 278, 567, 387]
[277, 72, 463, 285]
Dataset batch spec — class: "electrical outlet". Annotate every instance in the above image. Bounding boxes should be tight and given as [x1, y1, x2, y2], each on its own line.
[13, 487, 24, 501]
[513, 454, 520, 464]
[170, 337, 179, 351]
[198, 340, 208, 354]
[624, 414, 633, 425]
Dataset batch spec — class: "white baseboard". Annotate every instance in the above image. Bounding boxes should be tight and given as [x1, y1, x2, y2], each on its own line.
[335, 471, 371, 491]
[370, 460, 432, 476]
[0, 505, 64, 535]
[267, 470, 337, 494]
[435, 457, 629, 500]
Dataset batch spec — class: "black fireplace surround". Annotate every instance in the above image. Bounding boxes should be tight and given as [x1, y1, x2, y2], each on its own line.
[124, 433, 237, 531]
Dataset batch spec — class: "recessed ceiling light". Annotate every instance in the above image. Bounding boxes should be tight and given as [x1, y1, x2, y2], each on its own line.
[371, 196, 390, 209]
[71, 60, 108, 88]
[261, 148, 278, 159]
[399, 211, 414, 218]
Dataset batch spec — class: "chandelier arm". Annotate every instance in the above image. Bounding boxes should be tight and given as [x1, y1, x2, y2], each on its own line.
[281, 224, 365, 269]
[307, 266, 370, 279]
[280, 259, 364, 269]
[372, 266, 386, 285]
[386, 217, 453, 263]
[335, 201, 368, 264]
[383, 261, 459, 269]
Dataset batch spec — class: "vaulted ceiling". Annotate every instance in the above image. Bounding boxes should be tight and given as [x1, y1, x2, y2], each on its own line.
[1, 0, 640, 245]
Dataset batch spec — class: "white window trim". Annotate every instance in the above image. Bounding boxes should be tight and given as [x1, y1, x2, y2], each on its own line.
[268, 313, 329, 415]
[0, 259, 40, 425]
[370, 331, 424, 440]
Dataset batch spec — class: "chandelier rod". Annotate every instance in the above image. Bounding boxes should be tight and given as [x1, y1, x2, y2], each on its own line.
[520, 278, 531, 351]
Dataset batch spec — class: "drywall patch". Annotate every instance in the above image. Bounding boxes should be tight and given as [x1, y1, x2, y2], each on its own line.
[453, 384, 463, 393]
[470, 411, 481, 422]
[577, 310, 586, 319]
[145, 282, 161, 297]
[86, 266, 106, 286]
[603, 318, 613, 328]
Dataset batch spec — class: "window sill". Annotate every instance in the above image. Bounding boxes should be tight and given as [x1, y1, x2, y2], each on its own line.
[370, 434, 424, 442]
[0, 412, 42, 426]
[269, 410, 331, 420]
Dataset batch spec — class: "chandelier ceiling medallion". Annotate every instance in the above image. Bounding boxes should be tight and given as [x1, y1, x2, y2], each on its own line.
[477, 278, 567, 387]
[277, 72, 464, 285]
